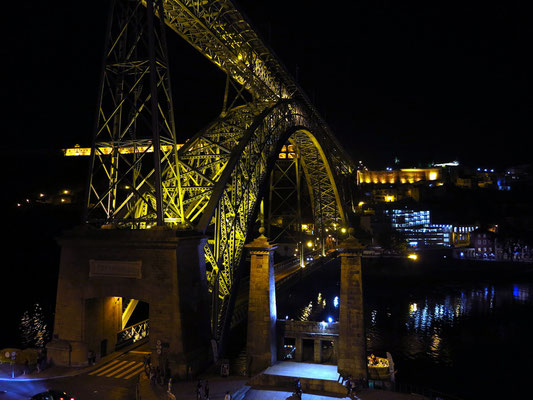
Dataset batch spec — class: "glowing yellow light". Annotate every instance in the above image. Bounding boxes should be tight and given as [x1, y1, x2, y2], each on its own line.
[358, 201, 365, 206]
[429, 172, 438, 181]
[60, 198, 66, 203]
[408, 253, 418, 261]
[341, 228, 346, 233]
[302, 224, 308, 230]
[63, 190, 70, 195]
[39, 193, 45, 198]
[62, 144, 183, 157]
[306, 241, 313, 248]
[238, 53, 243, 60]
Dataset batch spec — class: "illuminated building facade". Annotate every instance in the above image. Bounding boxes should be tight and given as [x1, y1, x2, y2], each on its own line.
[383, 209, 477, 249]
[471, 229, 496, 258]
[357, 168, 441, 185]
[452, 226, 478, 247]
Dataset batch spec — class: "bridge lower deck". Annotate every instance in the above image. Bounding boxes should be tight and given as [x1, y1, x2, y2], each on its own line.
[263, 361, 339, 381]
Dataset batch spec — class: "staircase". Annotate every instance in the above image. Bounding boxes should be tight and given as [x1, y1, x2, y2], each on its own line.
[230, 349, 248, 377]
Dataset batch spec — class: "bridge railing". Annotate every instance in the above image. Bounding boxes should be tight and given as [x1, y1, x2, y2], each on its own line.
[274, 250, 322, 274]
[116, 319, 149, 350]
[229, 251, 333, 328]
[276, 252, 336, 289]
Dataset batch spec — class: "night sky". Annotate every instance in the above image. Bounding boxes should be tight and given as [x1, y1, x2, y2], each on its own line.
[0, 0, 531, 352]
[3, 0, 532, 177]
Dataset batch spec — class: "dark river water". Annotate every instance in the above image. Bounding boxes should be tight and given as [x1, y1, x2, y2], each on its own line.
[276, 258, 533, 400]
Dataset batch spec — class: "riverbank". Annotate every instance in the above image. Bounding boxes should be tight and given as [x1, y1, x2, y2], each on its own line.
[362, 249, 533, 284]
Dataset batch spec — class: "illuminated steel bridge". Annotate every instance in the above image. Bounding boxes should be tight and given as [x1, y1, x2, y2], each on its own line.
[77, 0, 356, 348]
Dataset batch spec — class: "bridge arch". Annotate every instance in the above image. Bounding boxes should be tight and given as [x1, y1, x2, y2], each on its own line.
[179, 100, 347, 337]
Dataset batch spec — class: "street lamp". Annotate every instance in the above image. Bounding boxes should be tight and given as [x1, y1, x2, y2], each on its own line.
[5, 351, 16, 378]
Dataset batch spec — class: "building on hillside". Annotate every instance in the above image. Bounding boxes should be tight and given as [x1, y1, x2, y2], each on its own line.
[357, 168, 442, 186]
[471, 229, 497, 257]
[452, 226, 478, 247]
[379, 208, 478, 249]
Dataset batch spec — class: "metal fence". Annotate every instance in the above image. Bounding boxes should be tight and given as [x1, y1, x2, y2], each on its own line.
[395, 382, 465, 400]
[116, 319, 149, 350]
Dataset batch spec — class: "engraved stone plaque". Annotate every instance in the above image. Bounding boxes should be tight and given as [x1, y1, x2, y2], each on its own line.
[89, 260, 142, 279]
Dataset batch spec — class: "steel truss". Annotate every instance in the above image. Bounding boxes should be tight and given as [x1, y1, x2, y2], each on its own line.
[267, 147, 306, 246]
[85, 0, 356, 346]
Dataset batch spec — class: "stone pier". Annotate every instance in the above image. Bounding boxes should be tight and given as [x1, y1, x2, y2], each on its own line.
[46, 226, 211, 378]
[246, 233, 277, 375]
[337, 233, 367, 380]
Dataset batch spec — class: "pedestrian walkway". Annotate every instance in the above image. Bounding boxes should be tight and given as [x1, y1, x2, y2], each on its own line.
[243, 388, 424, 400]
[0, 343, 424, 400]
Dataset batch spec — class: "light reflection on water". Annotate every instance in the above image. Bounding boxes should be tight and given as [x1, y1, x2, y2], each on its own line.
[366, 281, 532, 366]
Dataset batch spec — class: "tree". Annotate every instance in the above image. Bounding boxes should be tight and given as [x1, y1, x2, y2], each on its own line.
[376, 226, 409, 255]
[19, 303, 49, 348]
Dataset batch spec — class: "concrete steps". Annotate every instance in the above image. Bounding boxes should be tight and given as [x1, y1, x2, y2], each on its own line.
[248, 370, 347, 397]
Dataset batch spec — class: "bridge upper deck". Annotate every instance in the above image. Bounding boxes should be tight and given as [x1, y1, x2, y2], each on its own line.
[159, 0, 354, 169]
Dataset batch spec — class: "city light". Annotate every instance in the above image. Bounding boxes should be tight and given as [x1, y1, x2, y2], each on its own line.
[408, 253, 418, 260]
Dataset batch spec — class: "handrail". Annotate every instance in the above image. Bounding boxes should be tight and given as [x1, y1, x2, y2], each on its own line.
[116, 319, 149, 350]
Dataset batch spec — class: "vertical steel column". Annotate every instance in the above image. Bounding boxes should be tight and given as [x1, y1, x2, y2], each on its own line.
[317, 152, 326, 256]
[267, 169, 274, 239]
[296, 152, 304, 267]
[83, 0, 116, 224]
[146, 0, 164, 226]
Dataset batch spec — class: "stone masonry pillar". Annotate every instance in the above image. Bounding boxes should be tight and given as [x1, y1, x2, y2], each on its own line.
[314, 338, 322, 363]
[246, 232, 277, 375]
[295, 336, 303, 362]
[337, 232, 367, 380]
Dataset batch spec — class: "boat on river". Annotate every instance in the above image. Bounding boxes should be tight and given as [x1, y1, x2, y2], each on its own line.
[367, 352, 396, 389]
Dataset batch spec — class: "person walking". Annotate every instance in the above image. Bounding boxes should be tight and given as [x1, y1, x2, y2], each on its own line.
[224, 391, 231, 400]
[167, 378, 176, 400]
[196, 380, 202, 400]
[294, 378, 302, 399]
[149, 367, 156, 386]
[346, 376, 353, 397]
[88, 350, 95, 366]
[204, 379, 209, 399]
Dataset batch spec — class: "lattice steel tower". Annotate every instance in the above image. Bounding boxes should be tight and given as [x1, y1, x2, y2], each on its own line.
[84, 0, 182, 228]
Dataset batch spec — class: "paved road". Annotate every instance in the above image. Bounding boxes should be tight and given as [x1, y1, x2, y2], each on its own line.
[0, 348, 149, 400]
